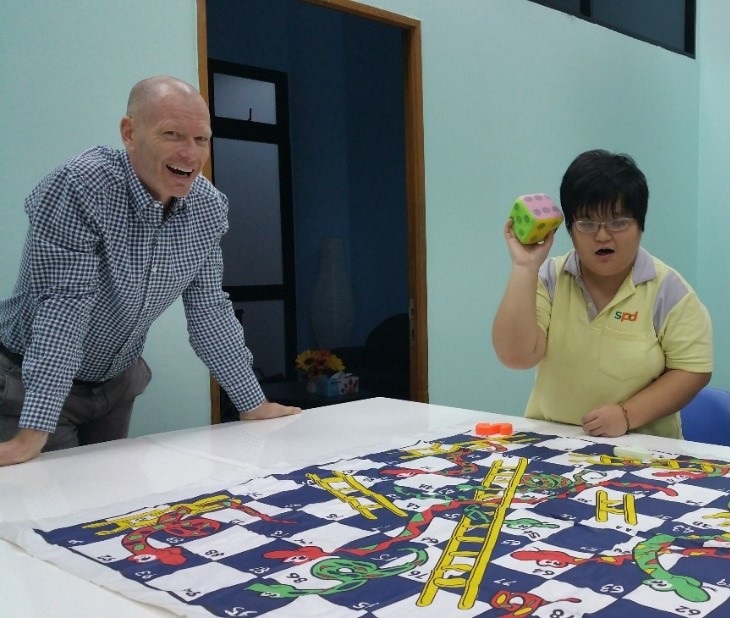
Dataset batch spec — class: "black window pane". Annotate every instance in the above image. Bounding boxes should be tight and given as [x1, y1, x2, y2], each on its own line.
[592, 0, 686, 53]
[532, 0, 582, 14]
[528, 0, 693, 56]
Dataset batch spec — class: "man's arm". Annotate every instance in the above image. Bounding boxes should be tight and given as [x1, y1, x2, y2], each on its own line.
[0, 169, 99, 464]
[240, 400, 300, 420]
[182, 241, 299, 419]
[0, 429, 48, 466]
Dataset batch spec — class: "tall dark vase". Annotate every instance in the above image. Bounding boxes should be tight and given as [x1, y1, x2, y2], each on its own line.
[310, 238, 354, 349]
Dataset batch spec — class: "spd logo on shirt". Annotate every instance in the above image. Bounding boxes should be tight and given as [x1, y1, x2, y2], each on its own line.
[614, 310, 638, 322]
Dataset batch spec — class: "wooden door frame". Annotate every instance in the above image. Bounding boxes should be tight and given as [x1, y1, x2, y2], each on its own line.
[197, 0, 428, 423]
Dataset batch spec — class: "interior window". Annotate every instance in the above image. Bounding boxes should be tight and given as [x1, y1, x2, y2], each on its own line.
[529, 0, 695, 57]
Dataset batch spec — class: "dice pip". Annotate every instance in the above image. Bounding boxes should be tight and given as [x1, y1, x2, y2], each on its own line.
[509, 194, 563, 244]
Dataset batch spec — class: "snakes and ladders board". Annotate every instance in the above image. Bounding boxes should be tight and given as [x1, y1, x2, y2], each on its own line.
[3, 430, 730, 617]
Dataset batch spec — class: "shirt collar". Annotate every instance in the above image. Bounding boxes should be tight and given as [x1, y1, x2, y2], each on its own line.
[564, 246, 656, 285]
[122, 151, 187, 222]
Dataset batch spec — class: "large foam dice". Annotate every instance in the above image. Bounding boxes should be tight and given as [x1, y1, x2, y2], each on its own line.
[509, 194, 564, 244]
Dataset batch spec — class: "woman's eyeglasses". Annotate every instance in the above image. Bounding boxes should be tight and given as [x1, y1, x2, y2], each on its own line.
[573, 217, 634, 234]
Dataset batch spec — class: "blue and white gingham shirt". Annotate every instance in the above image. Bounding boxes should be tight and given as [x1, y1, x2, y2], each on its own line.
[0, 146, 264, 433]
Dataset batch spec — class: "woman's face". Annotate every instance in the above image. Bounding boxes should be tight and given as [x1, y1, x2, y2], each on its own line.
[569, 203, 642, 282]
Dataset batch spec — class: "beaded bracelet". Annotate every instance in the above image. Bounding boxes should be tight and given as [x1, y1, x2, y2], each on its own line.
[618, 402, 631, 434]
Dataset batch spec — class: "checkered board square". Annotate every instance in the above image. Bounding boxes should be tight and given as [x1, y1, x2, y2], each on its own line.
[4, 430, 730, 617]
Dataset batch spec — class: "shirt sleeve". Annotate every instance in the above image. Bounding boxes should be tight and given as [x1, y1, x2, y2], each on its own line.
[182, 238, 265, 414]
[658, 291, 714, 374]
[535, 259, 555, 335]
[19, 168, 99, 432]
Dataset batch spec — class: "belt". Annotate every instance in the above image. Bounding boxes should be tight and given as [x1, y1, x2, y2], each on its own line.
[0, 341, 110, 388]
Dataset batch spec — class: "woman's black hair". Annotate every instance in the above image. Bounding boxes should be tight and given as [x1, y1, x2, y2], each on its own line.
[560, 149, 648, 231]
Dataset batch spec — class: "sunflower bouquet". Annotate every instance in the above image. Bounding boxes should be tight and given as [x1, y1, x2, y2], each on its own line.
[295, 349, 345, 379]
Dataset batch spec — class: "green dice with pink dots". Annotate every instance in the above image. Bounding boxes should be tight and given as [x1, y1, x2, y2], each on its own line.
[509, 193, 564, 244]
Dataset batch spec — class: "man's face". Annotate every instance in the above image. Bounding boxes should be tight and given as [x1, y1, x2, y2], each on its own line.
[121, 91, 212, 206]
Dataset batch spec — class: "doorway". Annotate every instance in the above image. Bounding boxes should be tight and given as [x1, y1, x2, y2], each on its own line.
[196, 0, 428, 421]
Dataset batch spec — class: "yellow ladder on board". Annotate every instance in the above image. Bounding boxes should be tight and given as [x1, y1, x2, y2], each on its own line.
[417, 457, 527, 610]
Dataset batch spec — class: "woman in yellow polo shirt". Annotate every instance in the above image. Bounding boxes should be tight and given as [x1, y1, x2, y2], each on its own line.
[492, 149, 713, 439]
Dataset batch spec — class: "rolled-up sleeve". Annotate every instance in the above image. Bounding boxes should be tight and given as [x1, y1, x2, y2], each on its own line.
[182, 239, 265, 413]
[19, 170, 99, 432]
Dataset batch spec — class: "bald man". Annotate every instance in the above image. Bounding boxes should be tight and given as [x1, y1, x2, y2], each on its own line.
[0, 76, 300, 466]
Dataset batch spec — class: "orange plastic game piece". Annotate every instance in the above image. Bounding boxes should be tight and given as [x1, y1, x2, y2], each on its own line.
[475, 422, 513, 436]
[498, 422, 513, 435]
[475, 423, 499, 436]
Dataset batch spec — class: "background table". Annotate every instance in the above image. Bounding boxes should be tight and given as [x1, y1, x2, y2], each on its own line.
[260, 380, 374, 409]
[0, 436, 256, 617]
[218, 381, 374, 422]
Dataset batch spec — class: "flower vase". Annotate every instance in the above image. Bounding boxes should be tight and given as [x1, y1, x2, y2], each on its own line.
[306, 378, 320, 394]
[310, 238, 354, 348]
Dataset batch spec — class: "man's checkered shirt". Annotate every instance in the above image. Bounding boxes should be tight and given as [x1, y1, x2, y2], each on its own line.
[0, 147, 264, 433]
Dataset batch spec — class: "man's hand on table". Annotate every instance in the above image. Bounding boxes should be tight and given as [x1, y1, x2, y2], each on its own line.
[240, 400, 301, 421]
[0, 428, 48, 466]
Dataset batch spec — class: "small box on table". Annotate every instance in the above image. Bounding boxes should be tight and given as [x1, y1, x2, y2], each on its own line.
[318, 373, 360, 397]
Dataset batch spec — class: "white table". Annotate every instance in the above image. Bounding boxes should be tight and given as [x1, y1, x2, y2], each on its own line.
[3, 397, 729, 617]
[0, 434, 260, 617]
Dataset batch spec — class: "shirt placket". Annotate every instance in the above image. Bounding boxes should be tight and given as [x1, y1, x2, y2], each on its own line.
[108, 206, 165, 377]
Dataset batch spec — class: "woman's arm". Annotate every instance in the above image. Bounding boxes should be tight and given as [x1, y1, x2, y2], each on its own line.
[582, 369, 712, 437]
[492, 220, 554, 369]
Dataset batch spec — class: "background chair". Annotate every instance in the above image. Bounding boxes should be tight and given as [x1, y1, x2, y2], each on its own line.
[334, 313, 410, 400]
[680, 386, 730, 446]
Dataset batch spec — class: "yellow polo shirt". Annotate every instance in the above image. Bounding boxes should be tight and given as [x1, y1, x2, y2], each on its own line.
[524, 247, 713, 438]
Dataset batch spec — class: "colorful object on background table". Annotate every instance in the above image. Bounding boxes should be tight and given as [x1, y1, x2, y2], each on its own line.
[509, 193, 564, 244]
[295, 349, 345, 379]
[317, 372, 360, 397]
[475, 422, 513, 436]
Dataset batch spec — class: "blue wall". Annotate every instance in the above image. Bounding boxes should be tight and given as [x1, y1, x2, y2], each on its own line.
[1, 0, 725, 437]
[344, 16, 409, 343]
[207, 0, 409, 350]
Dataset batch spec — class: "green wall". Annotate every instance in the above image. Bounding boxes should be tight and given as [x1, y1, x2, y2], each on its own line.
[0, 0, 723, 436]
[698, 0, 730, 391]
[365, 1, 702, 413]
[0, 0, 209, 437]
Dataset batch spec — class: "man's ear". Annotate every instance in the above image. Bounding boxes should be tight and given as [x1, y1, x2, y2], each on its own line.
[119, 116, 134, 148]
